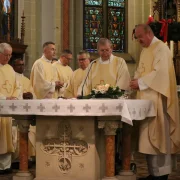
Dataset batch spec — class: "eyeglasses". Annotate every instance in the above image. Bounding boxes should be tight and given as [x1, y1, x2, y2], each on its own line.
[78, 58, 87, 61]
[14, 64, 24, 66]
[99, 49, 112, 53]
[0, 52, 12, 58]
[64, 57, 73, 61]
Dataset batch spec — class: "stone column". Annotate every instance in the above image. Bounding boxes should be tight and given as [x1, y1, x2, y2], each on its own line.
[13, 118, 33, 180]
[98, 120, 119, 180]
[63, 0, 70, 49]
[117, 123, 136, 180]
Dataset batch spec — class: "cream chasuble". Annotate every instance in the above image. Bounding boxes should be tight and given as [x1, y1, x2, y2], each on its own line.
[135, 40, 180, 154]
[52, 61, 73, 98]
[0, 64, 21, 154]
[15, 72, 36, 157]
[30, 56, 56, 99]
[16, 73, 35, 98]
[78, 55, 130, 96]
[64, 68, 86, 98]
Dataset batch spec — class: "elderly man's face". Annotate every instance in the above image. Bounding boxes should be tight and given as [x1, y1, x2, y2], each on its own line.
[135, 27, 152, 47]
[98, 43, 112, 61]
[78, 54, 90, 70]
[0, 48, 12, 65]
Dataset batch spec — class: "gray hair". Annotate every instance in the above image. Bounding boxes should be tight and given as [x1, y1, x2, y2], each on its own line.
[77, 50, 90, 59]
[0, 43, 12, 53]
[97, 38, 113, 50]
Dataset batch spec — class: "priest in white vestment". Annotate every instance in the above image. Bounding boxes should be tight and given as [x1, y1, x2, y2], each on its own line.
[53, 49, 73, 98]
[64, 50, 90, 98]
[0, 43, 21, 173]
[130, 24, 180, 180]
[30, 41, 61, 99]
[78, 38, 131, 97]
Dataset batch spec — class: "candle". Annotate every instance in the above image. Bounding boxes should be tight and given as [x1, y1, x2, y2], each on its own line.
[147, 15, 154, 24]
[170, 41, 174, 57]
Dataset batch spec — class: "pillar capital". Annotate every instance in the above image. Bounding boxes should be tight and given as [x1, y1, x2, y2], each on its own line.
[98, 120, 119, 135]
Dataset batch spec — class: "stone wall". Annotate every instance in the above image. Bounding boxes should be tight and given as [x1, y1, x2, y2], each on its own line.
[19, 0, 151, 77]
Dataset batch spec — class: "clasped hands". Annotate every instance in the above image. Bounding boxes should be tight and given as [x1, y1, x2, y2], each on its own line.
[129, 79, 139, 90]
[55, 81, 64, 90]
[6, 97, 18, 100]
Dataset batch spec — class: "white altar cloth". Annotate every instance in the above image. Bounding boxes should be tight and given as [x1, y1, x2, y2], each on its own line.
[0, 99, 155, 125]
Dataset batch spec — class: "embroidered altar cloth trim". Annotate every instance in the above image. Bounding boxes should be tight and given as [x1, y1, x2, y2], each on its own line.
[0, 99, 155, 126]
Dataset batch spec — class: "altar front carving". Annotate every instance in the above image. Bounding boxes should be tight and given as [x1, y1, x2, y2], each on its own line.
[40, 120, 88, 174]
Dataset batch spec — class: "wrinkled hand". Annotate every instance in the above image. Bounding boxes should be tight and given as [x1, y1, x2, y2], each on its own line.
[6, 97, 18, 100]
[130, 79, 139, 90]
[23, 92, 33, 99]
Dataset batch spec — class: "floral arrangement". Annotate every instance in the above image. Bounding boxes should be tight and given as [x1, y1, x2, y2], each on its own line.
[83, 83, 126, 99]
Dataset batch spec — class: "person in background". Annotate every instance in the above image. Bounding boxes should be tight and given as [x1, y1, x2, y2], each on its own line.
[12, 58, 34, 99]
[53, 49, 73, 98]
[30, 41, 61, 99]
[12, 58, 35, 162]
[0, 43, 21, 174]
[78, 38, 130, 96]
[64, 50, 90, 98]
[130, 24, 180, 180]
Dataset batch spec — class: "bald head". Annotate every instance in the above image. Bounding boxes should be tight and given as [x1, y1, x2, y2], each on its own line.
[135, 24, 154, 47]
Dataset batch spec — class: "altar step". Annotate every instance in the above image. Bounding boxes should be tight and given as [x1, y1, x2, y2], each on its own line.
[1, 153, 180, 180]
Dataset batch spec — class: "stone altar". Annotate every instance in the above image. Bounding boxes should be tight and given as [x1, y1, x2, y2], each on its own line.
[0, 99, 155, 180]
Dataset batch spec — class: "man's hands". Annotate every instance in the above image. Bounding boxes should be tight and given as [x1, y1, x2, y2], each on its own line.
[6, 97, 18, 100]
[130, 79, 139, 90]
[23, 92, 33, 99]
[55, 81, 64, 90]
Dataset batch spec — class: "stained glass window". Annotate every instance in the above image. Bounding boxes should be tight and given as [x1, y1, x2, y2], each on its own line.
[83, 1, 103, 51]
[0, 0, 15, 38]
[108, 0, 125, 7]
[108, 7, 125, 52]
[83, 0, 126, 52]
[85, 0, 102, 6]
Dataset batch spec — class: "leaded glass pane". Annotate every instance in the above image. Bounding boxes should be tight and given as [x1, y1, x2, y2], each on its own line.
[108, 7, 125, 52]
[84, 7, 103, 51]
[85, 0, 102, 6]
[108, 0, 125, 7]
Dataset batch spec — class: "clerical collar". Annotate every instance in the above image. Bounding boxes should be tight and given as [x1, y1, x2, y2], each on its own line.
[150, 36, 159, 46]
[15, 72, 23, 77]
[58, 59, 62, 65]
[42, 55, 52, 63]
[58, 59, 66, 66]
[99, 54, 114, 64]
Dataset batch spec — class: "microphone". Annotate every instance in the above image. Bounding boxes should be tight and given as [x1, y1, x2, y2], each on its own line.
[80, 60, 96, 98]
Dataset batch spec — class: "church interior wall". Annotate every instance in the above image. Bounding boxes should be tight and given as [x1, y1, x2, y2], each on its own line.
[17, 0, 151, 77]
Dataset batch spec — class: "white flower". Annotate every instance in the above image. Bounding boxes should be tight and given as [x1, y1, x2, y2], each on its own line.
[104, 84, 110, 91]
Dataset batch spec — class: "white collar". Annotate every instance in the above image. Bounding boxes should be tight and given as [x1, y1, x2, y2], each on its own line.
[15, 72, 23, 77]
[58, 59, 67, 66]
[58, 59, 62, 64]
[99, 54, 114, 64]
[150, 36, 159, 46]
[42, 55, 52, 63]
